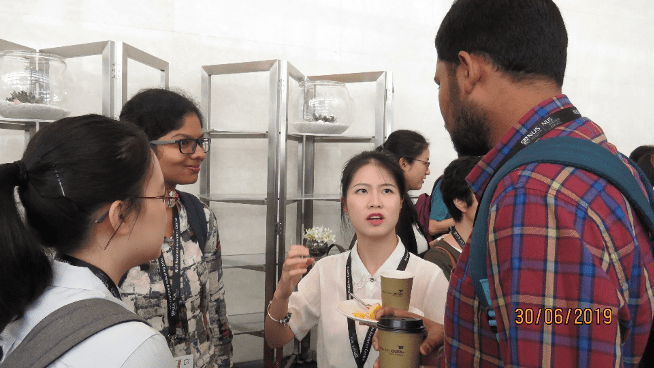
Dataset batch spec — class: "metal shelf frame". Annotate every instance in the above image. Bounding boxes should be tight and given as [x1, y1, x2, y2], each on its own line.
[1, 39, 169, 119]
[199, 59, 393, 367]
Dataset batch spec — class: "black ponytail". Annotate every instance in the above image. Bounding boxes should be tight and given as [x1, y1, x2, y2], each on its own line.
[375, 129, 429, 165]
[0, 161, 52, 333]
[0, 114, 152, 333]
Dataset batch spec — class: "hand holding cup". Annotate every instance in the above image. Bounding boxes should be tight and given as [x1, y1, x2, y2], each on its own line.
[372, 307, 445, 368]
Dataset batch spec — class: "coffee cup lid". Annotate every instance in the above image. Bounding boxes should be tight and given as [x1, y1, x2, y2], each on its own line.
[377, 316, 425, 333]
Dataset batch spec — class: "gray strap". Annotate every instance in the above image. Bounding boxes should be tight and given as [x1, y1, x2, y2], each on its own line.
[1, 298, 148, 368]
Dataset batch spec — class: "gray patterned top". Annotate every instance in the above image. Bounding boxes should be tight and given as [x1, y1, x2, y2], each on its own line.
[120, 202, 233, 368]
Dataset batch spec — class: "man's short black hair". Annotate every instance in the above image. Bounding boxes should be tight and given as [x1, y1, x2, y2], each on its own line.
[435, 0, 568, 87]
[630, 146, 654, 187]
[629, 145, 654, 162]
[441, 156, 482, 223]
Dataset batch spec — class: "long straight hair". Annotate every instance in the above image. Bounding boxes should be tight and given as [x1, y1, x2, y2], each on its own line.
[376, 130, 430, 254]
[0, 114, 152, 332]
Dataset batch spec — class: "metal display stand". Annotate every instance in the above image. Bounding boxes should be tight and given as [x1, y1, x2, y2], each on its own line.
[0, 39, 169, 139]
[200, 59, 393, 367]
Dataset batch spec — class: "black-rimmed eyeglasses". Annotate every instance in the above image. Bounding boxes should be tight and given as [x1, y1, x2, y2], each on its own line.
[95, 192, 180, 223]
[150, 138, 211, 154]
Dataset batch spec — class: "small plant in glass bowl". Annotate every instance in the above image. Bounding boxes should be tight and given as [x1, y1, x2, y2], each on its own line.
[303, 226, 336, 257]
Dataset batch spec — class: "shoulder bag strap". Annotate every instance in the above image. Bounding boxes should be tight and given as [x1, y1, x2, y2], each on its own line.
[434, 245, 457, 270]
[1, 298, 148, 368]
[177, 190, 208, 253]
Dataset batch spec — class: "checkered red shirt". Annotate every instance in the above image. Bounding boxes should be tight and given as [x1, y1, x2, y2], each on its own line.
[442, 95, 654, 367]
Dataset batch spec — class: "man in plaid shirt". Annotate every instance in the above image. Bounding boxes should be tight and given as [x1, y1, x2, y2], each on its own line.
[372, 0, 654, 367]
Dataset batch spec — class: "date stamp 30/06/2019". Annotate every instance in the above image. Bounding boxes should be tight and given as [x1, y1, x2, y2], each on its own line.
[514, 308, 612, 325]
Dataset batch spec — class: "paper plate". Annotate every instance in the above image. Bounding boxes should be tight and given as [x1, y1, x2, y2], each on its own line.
[336, 298, 424, 327]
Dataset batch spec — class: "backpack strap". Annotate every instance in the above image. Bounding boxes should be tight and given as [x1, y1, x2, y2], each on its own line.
[177, 190, 208, 253]
[470, 137, 654, 340]
[434, 244, 457, 270]
[1, 298, 148, 368]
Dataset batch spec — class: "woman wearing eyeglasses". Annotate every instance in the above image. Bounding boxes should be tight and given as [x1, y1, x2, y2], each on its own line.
[0, 115, 174, 366]
[119, 88, 232, 368]
[375, 130, 431, 255]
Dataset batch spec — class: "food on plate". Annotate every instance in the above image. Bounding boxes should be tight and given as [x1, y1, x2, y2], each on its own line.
[351, 303, 382, 320]
[367, 303, 381, 319]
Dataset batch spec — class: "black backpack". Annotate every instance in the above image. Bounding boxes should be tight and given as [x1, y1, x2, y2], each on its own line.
[177, 190, 208, 253]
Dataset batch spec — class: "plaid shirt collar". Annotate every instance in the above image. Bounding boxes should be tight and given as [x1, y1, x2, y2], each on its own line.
[467, 94, 574, 197]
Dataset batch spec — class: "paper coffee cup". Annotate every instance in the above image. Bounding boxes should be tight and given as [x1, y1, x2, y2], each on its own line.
[377, 316, 425, 368]
[380, 270, 414, 310]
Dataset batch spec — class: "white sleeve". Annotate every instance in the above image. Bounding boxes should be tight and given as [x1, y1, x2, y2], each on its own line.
[121, 333, 175, 367]
[287, 260, 323, 340]
[412, 259, 450, 324]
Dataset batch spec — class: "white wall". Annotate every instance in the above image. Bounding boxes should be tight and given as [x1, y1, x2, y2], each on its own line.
[3, 0, 652, 179]
[2, 0, 653, 269]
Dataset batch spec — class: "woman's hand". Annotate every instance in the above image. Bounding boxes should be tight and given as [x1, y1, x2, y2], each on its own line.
[273, 245, 315, 300]
[371, 307, 445, 368]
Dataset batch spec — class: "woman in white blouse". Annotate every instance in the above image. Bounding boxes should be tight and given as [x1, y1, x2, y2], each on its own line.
[265, 150, 449, 368]
[0, 115, 174, 367]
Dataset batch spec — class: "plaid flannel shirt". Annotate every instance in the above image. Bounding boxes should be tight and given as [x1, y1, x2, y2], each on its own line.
[442, 95, 654, 367]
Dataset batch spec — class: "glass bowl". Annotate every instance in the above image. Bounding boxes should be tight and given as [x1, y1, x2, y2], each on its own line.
[291, 80, 354, 135]
[0, 50, 73, 120]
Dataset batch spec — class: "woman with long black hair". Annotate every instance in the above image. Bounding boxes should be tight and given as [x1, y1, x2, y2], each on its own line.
[265, 150, 448, 368]
[0, 115, 174, 367]
[119, 88, 232, 368]
[376, 130, 431, 255]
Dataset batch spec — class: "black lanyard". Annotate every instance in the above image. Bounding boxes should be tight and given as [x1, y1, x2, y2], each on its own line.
[493, 107, 581, 172]
[451, 227, 466, 247]
[158, 206, 183, 337]
[346, 247, 410, 368]
[57, 254, 121, 300]
[476, 106, 582, 220]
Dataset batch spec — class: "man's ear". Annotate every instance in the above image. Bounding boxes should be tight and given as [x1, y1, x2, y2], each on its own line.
[453, 198, 468, 213]
[649, 154, 654, 168]
[457, 51, 484, 94]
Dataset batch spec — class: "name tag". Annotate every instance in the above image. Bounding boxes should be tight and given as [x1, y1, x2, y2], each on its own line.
[174, 354, 193, 368]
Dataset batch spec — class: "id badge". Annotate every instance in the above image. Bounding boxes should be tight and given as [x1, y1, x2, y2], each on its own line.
[174, 354, 193, 368]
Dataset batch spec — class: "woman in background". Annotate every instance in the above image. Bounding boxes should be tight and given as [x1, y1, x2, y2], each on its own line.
[119, 88, 232, 368]
[265, 150, 449, 368]
[376, 130, 431, 255]
[0, 115, 174, 367]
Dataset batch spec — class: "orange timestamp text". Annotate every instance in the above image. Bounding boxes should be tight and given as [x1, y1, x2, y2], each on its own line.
[514, 308, 612, 325]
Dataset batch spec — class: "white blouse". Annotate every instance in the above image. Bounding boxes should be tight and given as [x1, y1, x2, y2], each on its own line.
[0, 261, 174, 367]
[287, 238, 449, 368]
[413, 223, 429, 254]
